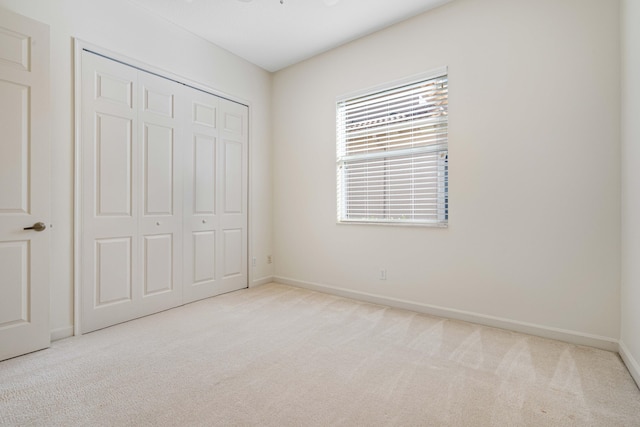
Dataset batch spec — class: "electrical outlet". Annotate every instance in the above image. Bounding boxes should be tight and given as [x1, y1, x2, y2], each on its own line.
[267, 255, 272, 264]
[379, 269, 387, 280]
[252, 257, 256, 267]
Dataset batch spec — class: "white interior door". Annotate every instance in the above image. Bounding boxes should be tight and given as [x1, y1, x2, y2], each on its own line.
[183, 93, 248, 303]
[0, 9, 50, 361]
[79, 50, 248, 333]
[80, 51, 184, 333]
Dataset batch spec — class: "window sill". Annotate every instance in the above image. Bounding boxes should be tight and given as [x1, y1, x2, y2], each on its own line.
[336, 220, 448, 228]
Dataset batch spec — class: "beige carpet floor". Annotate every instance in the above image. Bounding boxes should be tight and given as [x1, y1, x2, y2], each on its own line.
[1, 283, 639, 426]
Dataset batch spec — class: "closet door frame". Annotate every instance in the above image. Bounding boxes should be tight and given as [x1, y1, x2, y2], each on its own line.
[73, 40, 253, 335]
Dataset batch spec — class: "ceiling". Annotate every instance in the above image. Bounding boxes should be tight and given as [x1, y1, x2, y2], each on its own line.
[127, 0, 452, 72]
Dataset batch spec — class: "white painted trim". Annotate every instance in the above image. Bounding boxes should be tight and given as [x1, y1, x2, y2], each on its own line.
[73, 39, 83, 336]
[619, 341, 640, 389]
[246, 103, 254, 292]
[50, 326, 74, 342]
[274, 276, 619, 352]
[74, 39, 250, 107]
[251, 276, 274, 288]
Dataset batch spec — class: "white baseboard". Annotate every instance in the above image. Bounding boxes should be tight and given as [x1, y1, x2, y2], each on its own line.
[50, 326, 74, 342]
[274, 276, 619, 352]
[251, 276, 274, 288]
[619, 341, 640, 389]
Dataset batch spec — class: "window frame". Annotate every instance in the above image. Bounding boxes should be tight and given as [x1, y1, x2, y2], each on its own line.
[336, 67, 449, 227]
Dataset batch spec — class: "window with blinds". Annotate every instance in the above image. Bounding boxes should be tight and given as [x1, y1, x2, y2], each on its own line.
[336, 69, 449, 226]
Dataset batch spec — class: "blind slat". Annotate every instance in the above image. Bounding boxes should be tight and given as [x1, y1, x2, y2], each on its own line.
[339, 77, 448, 111]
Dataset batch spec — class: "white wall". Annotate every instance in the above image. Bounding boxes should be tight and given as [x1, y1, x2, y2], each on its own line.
[0, 0, 273, 339]
[0, 0, 627, 354]
[272, 0, 621, 347]
[621, 0, 640, 385]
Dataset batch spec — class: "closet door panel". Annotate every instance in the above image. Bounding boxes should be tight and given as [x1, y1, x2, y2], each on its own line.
[193, 134, 216, 215]
[183, 91, 248, 302]
[95, 237, 132, 306]
[223, 141, 243, 214]
[193, 230, 215, 284]
[143, 123, 174, 215]
[217, 99, 248, 292]
[81, 52, 183, 333]
[96, 114, 133, 216]
[222, 228, 242, 278]
[183, 89, 220, 303]
[143, 234, 173, 296]
[81, 51, 139, 333]
[138, 71, 182, 312]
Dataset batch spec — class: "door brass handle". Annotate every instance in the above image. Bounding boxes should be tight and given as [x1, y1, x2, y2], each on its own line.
[24, 222, 47, 232]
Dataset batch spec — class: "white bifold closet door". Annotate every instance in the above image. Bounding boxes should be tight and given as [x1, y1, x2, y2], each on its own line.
[80, 51, 248, 333]
[182, 89, 248, 303]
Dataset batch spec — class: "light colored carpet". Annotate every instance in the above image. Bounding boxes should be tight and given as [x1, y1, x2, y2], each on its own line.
[1, 283, 639, 426]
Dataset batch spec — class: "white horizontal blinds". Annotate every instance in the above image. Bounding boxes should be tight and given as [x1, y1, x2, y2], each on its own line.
[337, 72, 448, 225]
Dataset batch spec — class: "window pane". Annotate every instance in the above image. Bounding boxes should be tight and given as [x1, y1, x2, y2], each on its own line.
[337, 71, 448, 226]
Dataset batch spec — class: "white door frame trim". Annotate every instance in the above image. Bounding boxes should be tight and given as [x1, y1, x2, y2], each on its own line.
[73, 39, 253, 335]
